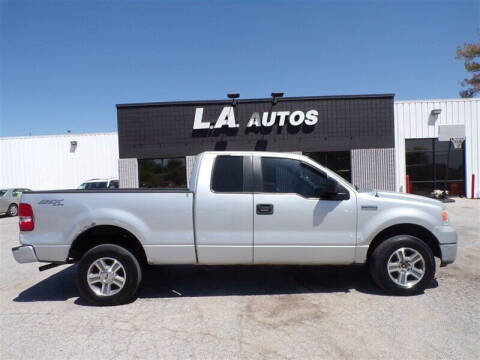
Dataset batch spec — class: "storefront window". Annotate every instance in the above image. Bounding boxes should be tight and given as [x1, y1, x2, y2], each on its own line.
[138, 158, 187, 188]
[405, 138, 465, 196]
[304, 151, 351, 182]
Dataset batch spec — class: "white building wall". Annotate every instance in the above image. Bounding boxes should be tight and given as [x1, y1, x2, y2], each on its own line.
[0, 132, 119, 190]
[394, 98, 480, 198]
[351, 148, 396, 191]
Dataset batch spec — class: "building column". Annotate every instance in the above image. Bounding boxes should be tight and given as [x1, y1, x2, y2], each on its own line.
[186, 156, 196, 185]
[351, 148, 396, 191]
[119, 158, 139, 188]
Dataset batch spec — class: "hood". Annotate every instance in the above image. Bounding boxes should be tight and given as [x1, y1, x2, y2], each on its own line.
[360, 190, 445, 209]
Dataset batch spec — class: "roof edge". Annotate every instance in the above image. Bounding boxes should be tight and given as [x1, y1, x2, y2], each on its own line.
[395, 98, 480, 103]
[116, 93, 395, 108]
[0, 131, 118, 140]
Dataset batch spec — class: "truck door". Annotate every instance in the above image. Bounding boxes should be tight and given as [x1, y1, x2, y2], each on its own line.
[194, 154, 254, 264]
[253, 156, 356, 264]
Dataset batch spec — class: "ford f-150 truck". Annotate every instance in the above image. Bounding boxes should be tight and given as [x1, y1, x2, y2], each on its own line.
[12, 152, 457, 305]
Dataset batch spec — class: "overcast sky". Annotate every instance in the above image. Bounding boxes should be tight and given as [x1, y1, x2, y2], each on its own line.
[1, 0, 478, 137]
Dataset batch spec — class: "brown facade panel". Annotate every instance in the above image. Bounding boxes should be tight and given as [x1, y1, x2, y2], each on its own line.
[117, 95, 394, 159]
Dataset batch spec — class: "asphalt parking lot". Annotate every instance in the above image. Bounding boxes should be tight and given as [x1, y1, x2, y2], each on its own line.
[1, 199, 479, 359]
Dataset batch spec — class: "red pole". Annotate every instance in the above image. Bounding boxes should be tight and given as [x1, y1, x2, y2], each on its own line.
[406, 175, 411, 194]
[472, 174, 475, 199]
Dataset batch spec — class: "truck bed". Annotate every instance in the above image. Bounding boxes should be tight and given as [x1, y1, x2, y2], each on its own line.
[27, 188, 190, 193]
[20, 190, 196, 264]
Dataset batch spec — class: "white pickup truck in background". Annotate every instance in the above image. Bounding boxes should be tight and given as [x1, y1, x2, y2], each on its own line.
[12, 151, 457, 305]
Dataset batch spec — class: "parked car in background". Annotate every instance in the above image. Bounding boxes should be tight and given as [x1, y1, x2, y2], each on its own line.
[77, 178, 119, 190]
[0, 188, 32, 217]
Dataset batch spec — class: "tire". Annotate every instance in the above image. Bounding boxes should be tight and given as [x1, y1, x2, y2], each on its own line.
[369, 235, 435, 295]
[76, 244, 142, 306]
[8, 204, 18, 217]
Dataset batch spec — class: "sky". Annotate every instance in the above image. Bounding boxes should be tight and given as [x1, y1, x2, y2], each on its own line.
[0, 0, 478, 137]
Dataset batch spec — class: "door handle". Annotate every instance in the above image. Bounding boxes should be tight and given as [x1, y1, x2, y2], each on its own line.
[256, 204, 274, 215]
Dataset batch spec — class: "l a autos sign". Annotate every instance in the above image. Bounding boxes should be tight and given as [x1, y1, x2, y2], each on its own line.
[192, 106, 319, 130]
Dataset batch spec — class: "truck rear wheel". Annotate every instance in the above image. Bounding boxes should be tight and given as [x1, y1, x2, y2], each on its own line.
[369, 235, 435, 295]
[76, 244, 142, 306]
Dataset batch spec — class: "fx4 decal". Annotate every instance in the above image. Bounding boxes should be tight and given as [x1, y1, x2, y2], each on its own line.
[38, 199, 64, 207]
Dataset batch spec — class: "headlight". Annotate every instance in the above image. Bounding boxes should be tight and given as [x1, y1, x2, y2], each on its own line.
[441, 210, 448, 224]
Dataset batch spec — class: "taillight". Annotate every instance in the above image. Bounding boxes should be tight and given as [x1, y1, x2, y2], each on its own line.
[19, 203, 34, 231]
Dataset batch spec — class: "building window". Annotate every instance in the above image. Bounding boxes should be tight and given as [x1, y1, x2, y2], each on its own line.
[304, 151, 351, 182]
[138, 158, 187, 188]
[211, 156, 244, 192]
[405, 138, 465, 196]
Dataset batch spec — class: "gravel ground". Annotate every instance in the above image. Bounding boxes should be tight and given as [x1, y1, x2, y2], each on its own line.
[1, 198, 479, 359]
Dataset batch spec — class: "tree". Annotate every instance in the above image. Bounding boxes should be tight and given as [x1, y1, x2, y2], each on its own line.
[455, 32, 480, 98]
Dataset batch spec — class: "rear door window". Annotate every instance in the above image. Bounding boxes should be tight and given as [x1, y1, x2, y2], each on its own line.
[211, 156, 245, 192]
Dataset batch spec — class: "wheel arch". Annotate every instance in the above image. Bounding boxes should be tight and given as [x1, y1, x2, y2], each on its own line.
[366, 223, 441, 262]
[69, 225, 147, 265]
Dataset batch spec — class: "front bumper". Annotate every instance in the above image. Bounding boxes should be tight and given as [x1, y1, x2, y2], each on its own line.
[439, 243, 457, 266]
[435, 225, 458, 266]
[12, 245, 39, 264]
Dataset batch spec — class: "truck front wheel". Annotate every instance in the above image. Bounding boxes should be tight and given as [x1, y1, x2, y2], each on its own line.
[369, 235, 436, 295]
[76, 244, 142, 305]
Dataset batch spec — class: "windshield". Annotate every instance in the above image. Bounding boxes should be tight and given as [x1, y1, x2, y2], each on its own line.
[0, 190, 7, 197]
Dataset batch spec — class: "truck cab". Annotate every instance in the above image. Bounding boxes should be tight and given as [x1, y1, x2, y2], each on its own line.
[191, 152, 357, 265]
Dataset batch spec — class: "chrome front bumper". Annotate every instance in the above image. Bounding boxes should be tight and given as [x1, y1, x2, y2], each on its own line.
[439, 243, 457, 266]
[12, 245, 38, 263]
[435, 225, 458, 266]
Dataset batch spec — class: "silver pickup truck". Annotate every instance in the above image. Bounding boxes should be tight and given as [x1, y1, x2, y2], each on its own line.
[12, 151, 457, 305]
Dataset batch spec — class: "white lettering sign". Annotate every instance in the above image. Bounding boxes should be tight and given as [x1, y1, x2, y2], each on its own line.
[247, 112, 261, 127]
[289, 110, 305, 126]
[192, 107, 239, 129]
[192, 108, 209, 130]
[305, 110, 318, 125]
[214, 106, 238, 128]
[192, 107, 319, 130]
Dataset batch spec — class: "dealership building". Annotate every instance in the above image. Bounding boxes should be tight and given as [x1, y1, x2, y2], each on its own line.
[116, 94, 479, 198]
[1, 95, 478, 198]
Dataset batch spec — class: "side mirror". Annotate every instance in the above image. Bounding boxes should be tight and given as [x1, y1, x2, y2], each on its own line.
[315, 178, 350, 200]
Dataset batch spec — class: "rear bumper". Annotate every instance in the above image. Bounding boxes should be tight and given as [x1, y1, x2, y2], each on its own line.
[12, 245, 39, 263]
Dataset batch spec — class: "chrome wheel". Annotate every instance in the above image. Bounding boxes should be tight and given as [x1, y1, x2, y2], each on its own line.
[9, 205, 18, 217]
[87, 257, 126, 296]
[387, 247, 425, 288]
